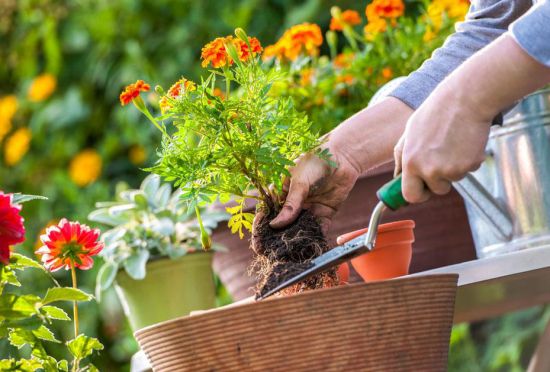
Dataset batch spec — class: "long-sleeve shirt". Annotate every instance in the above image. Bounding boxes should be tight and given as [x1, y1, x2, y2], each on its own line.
[390, 0, 550, 109]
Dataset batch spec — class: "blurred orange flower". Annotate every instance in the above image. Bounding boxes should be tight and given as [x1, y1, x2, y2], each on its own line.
[382, 67, 394, 79]
[336, 74, 355, 85]
[28, 74, 57, 102]
[120, 80, 151, 106]
[69, 149, 102, 187]
[366, 0, 405, 20]
[264, 23, 323, 62]
[4, 127, 31, 166]
[330, 10, 362, 31]
[129, 144, 147, 165]
[333, 53, 355, 69]
[300, 68, 315, 86]
[213, 88, 225, 100]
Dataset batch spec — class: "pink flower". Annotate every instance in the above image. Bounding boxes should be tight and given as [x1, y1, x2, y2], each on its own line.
[0, 192, 25, 265]
[36, 219, 103, 272]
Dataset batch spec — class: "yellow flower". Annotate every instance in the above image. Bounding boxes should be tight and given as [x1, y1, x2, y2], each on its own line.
[0, 95, 18, 142]
[129, 145, 147, 165]
[69, 149, 102, 187]
[423, 26, 437, 41]
[4, 128, 31, 166]
[28, 74, 57, 102]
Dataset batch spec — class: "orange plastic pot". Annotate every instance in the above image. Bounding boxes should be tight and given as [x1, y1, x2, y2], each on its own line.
[338, 220, 415, 282]
[337, 263, 350, 284]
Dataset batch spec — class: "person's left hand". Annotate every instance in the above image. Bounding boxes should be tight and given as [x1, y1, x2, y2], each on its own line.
[393, 85, 492, 203]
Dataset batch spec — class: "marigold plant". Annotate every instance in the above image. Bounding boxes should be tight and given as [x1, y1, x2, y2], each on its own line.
[121, 29, 329, 243]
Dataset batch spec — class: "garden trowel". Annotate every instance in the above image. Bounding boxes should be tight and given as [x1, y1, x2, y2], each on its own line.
[259, 175, 408, 299]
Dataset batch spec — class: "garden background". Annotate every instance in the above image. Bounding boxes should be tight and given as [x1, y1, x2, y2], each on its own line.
[1, 0, 548, 370]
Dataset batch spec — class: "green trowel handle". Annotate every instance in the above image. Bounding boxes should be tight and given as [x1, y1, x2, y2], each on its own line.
[376, 174, 408, 211]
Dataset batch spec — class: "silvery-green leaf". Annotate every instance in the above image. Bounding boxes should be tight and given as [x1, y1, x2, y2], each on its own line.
[155, 183, 172, 209]
[166, 244, 187, 259]
[88, 209, 127, 226]
[12, 194, 48, 204]
[150, 218, 174, 236]
[141, 174, 160, 199]
[96, 261, 118, 298]
[108, 204, 136, 215]
[101, 228, 127, 245]
[123, 250, 149, 280]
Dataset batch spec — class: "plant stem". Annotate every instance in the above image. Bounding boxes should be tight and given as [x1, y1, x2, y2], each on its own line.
[70, 263, 80, 372]
[70, 263, 79, 338]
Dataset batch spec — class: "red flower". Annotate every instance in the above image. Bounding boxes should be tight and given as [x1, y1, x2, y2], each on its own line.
[119, 80, 151, 106]
[36, 219, 103, 272]
[235, 37, 263, 61]
[0, 192, 25, 265]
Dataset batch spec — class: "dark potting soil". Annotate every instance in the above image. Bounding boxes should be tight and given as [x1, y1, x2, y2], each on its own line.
[251, 209, 338, 298]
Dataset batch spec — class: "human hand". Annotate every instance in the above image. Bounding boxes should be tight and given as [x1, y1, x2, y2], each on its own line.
[269, 143, 361, 233]
[270, 97, 413, 232]
[394, 35, 550, 203]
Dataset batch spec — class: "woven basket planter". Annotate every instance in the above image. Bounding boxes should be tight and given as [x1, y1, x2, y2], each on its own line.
[135, 274, 458, 371]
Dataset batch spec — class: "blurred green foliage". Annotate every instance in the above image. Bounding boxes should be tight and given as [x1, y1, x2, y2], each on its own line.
[1, 0, 549, 370]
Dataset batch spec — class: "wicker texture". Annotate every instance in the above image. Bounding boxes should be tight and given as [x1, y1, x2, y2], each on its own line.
[136, 274, 458, 372]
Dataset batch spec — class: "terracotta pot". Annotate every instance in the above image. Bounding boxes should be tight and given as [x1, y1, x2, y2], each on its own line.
[336, 263, 350, 284]
[212, 165, 476, 301]
[135, 274, 458, 371]
[339, 220, 415, 282]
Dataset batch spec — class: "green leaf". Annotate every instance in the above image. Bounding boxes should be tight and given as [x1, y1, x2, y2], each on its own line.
[96, 261, 118, 296]
[67, 334, 104, 359]
[11, 194, 48, 204]
[41, 306, 70, 321]
[123, 249, 149, 280]
[3, 316, 42, 330]
[0, 294, 41, 319]
[32, 325, 60, 343]
[8, 329, 36, 349]
[57, 360, 69, 372]
[42, 287, 92, 305]
[9, 253, 45, 271]
[0, 358, 43, 371]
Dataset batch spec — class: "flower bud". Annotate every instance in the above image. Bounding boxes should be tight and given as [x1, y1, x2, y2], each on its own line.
[224, 41, 241, 65]
[326, 30, 338, 52]
[200, 229, 212, 250]
[155, 85, 165, 95]
[330, 6, 342, 19]
[235, 28, 248, 42]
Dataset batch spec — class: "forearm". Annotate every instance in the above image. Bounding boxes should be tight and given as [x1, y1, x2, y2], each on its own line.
[328, 97, 413, 174]
[441, 34, 550, 122]
[391, 0, 530, 109]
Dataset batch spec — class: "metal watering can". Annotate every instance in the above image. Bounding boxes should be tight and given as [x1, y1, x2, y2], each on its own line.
[371, 80, 550, 258]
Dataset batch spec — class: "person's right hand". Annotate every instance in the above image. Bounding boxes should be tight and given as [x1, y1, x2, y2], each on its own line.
[269, 97, 414, 232]
[269, 142, 361, 233]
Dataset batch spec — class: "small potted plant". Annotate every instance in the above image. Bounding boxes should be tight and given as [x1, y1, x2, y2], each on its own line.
[89, 174, 226, 330]
[120, 28, 341, 298]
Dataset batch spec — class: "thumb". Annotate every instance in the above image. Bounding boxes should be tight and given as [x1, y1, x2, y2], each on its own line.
[270, 179, 309, 229]
[393, 134, 405, 177]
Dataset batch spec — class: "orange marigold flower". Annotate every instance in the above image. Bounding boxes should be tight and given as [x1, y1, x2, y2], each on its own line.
[264, 23, 323, 62]
[36, 219, 103, 272]
[382, 67, 394, 79]
[212, 88, 225, 100]
[168, 78, 196, 98]
[28, 74, 57, 102]
[333, 53, 355, 68]
[235, 37, 263, 61]
[366, 0, 405, 21]
[330, 10, 362, 31]
[120, 80, 151, 106]
[299, 68, 315, 86]
[364, 18, 388, 40]
[201, 36, 233, 68]
[336, 74, 355, 85]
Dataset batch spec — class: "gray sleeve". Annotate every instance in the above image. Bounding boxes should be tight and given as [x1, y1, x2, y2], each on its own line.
[510, 0, 550, 67]
[390, 0, 532, 109]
